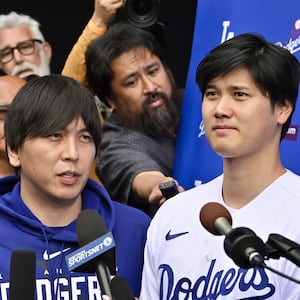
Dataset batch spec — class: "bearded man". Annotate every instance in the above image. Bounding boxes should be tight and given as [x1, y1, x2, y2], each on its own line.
[86, 22, 184, 216]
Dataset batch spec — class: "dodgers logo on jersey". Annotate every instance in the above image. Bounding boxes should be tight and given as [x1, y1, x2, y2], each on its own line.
[158, 259, 275, 299]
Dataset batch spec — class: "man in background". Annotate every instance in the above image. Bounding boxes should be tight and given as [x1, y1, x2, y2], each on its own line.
[0, 75, 26, 177]
[0, 11, 51, 79]
[84, 23, 184, 216]
[0, 0, 123, 81]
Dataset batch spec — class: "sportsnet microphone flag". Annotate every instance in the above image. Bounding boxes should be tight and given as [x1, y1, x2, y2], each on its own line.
[174, 0, 300, 189]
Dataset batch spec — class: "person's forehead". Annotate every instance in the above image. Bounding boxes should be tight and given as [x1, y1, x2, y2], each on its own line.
[0, 24, 33, 48]
[110, 47, 160, 75]
[115, 47, 155, 63]
[0, 78, 26, 102]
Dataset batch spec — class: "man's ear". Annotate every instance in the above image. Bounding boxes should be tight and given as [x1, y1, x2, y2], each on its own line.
[106, 97, 116, 109]
[42, 41, 52, 61]
[277, 100, 293, 125]
[6, 146, 20, 168]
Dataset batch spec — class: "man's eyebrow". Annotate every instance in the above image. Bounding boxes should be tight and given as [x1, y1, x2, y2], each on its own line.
[229, 85, 250, 90]
[122, 72, 137, 83]
[205, 84, 250, 90]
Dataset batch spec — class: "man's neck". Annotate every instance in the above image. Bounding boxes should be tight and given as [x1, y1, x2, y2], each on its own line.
[222, 154, 286, 209]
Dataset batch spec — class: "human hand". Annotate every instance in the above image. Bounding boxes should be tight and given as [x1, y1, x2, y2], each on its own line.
[92, 0, 125, 28]
[148, 177, 184, 207]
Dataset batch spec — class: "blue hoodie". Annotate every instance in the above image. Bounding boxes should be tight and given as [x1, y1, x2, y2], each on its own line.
[0, 175, 151, 299]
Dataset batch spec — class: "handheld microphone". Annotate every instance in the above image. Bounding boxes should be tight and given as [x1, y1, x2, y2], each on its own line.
[111, 276, 135, 300]
[199, 202, 266, 268]
[266, 233, 300, 267]
[9, 250, 36, 300]
[66, 209, 116, 298]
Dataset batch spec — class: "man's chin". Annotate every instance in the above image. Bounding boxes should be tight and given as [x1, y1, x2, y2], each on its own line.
[13, 69, 35, 79]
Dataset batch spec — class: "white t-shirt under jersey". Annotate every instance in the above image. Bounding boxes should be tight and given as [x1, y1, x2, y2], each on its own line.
[140, 170, 300, 299]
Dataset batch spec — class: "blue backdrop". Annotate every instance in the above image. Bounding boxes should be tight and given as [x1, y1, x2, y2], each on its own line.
[174, 0, 300, 189]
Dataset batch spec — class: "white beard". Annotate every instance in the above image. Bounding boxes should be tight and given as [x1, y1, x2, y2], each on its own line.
[11, 48, 51, 79]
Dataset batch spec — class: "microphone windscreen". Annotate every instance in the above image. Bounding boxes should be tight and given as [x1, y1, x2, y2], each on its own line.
[76, 209, 107, 247]
[9, 250, 36, 300]
[199, 202, 232, 235]
[111, 276, 135, 300]
[75, 209, 116, 275]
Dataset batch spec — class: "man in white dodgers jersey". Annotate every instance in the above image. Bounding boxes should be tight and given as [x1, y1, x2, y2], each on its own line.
[139, 33, 300, 299]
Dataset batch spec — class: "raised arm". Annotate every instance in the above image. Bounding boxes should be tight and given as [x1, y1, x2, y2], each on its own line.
[62, 0, 124, 87]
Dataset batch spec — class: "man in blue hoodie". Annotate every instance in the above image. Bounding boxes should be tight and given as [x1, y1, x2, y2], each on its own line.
[0, 74, 150, 299]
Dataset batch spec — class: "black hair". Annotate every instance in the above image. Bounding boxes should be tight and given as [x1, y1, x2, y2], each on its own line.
[86, 22, 167, 106]
[5, 74, 101, 152]
[196, 33, 300, 139]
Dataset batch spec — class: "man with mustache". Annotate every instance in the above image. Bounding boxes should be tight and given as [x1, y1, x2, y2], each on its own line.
[85, 23, 184, 216]
[0, 11, 51, 80]
[0, 0, 123, 81]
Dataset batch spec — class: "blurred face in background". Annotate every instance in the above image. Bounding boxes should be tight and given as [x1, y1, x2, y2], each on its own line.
[0, 25, 51, 79]
[0, 76, 26, 155]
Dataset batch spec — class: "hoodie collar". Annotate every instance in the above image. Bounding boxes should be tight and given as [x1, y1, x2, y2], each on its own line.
[0, 176, 116, 241]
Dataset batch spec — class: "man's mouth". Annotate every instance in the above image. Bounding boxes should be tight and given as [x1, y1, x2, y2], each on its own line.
[14, 68, 33, 78]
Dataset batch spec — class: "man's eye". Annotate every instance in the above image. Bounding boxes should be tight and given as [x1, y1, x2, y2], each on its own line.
[1, 49, 11, 56]
[46, 133, 61, 140]
[19, 44, 31, 50]
[205, 91, 218, 98]
[148, 67, 159, 76]
[125, 79, 137, 87]
[80, 134, 93, 143]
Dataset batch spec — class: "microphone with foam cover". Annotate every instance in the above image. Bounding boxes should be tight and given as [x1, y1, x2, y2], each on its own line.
[9, 250, 36, 300]
[111, 276, 135, 300]
[200, 202, 232, 236]
[199, 202, 266, 268]
[76, 209, 116, 298]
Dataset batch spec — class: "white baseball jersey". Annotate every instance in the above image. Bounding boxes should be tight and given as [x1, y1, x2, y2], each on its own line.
[140, 170, 300, 299]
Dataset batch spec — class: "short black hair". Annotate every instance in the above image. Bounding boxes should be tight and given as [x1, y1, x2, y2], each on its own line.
[5, 74, 102, 152]
[196, 33, 300, 139]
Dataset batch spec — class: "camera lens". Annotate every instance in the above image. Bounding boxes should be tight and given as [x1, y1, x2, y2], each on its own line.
[124, 0, 160, 28]
[131, 0, 152, 15]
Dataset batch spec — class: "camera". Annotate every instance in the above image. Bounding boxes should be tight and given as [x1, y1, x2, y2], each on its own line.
[124, 0, 161, 28]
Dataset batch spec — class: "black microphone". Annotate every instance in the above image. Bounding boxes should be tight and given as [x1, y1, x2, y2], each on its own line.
[75, 209, 116, 298]
[199, 202, 266, 268]
[266, 233, 300, 267]
[9, 250, 36, 300]
[111, 276, 135, 300]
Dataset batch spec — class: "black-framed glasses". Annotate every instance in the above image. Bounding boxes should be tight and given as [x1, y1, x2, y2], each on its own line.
[0, 104, 9, 112]
[0, 39, 43, 64]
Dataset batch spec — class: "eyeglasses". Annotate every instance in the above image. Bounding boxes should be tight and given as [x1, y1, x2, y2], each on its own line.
[0, 104, 9, 121]
[0, 104, 9, 112]
[0, 39, 43, 64]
